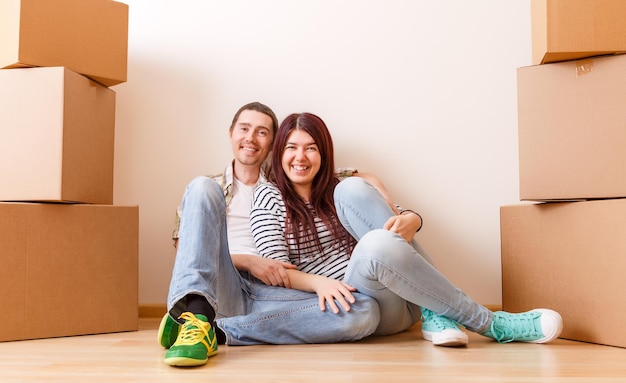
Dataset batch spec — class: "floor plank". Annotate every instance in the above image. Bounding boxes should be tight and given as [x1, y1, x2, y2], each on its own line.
[1, 318, 625, 382]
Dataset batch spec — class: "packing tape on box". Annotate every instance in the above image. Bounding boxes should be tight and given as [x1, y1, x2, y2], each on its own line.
[576, 59, 594, 77]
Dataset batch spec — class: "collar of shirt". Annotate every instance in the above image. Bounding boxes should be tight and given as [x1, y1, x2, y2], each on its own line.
[219, 160, 269, 206]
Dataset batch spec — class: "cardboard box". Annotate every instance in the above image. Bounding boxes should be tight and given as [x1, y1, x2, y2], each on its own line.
[0, 0, 128, 87]
[531, 0, 626, 65]
[501, 200, 626, 348]
[0, 203, 139, 342]
[0, 67, 115, 204]
[517, 54, 626, 201]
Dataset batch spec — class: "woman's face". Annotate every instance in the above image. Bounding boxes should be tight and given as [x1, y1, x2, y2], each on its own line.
[281, 128, 321, 200]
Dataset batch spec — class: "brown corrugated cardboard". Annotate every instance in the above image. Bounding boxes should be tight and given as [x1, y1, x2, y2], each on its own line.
[531, 0, 626, 65]
[0, 67, 115, 204]
[501, 200, 626, 348]
[0, 203, 139, 342]
[517, 54, 626, 201]
[0, 0, 128, 87]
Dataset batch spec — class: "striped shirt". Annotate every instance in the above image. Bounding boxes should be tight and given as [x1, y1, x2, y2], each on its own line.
[250, 183, 351, 280]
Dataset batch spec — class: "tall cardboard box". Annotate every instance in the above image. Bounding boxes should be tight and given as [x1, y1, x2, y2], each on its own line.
[531, 0, 626, 65]
[517, 54, 626, 201]
[0, 67, 115, 204]
[0, 0, 128, 87]
[501, 200, 626, 348]
[0, 203, 139, 342]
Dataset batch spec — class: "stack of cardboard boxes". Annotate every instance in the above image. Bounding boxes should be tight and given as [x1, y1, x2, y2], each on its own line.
[501, 0, 626, 348]
[0, 0, 138, 342]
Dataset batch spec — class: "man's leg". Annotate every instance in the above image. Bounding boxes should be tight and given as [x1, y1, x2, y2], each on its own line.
[167, 176, 247, 319]
[216, 283, 380, 346]
[164, 176, 248, 366]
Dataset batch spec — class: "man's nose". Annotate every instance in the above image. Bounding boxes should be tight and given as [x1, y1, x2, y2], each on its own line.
[244, 130, 256, 142]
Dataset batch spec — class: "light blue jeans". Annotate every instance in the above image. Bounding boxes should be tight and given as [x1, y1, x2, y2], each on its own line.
[334, 177, 493, 335]
[167, 176, 380, 345]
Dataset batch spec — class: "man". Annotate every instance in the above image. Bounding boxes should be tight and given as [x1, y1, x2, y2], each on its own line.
[159, 102, 380, 367]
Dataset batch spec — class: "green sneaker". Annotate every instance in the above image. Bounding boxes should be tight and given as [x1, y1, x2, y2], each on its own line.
[164, 312, 218, 367]
[483, 309, 563, 344]
[157, 313, 180, 348]
[420, 308, 468, 347]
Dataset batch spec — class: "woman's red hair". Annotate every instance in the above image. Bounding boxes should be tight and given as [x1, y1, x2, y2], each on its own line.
[271, 113, 355, 258]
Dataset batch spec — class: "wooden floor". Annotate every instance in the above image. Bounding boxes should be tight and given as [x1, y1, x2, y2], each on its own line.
[1, 318, 626, 382]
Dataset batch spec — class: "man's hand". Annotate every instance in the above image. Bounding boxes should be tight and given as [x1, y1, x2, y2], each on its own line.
[383, 212, 422, 243]
[231, 254, 296, 288]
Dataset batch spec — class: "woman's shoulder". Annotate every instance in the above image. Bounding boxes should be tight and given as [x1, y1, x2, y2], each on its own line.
[253, 182, 283, 204]
[255, 182, 280, 195]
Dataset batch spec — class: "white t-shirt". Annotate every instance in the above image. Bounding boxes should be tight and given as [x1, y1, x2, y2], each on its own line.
[226, 178, 260, 256]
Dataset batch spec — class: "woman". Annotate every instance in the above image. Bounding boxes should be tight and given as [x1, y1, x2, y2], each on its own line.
[250, 112, 563, 347]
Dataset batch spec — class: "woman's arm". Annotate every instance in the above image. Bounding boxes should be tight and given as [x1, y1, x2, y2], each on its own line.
[249, 184, 295, 287]
[285, 268, 357, 314]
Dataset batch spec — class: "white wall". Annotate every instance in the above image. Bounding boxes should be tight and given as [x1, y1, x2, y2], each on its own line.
[113, 0, 532, 306]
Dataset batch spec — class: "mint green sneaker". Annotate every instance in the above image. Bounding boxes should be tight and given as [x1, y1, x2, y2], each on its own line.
[421, 308, 468, 347]
[157, 313, 180, 348]
[482, 309, 563, 344]
[164, 312, 219, 367]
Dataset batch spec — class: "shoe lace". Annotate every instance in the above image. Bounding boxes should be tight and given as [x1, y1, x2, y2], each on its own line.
[422, 309, 459, 330]
[173, 312, 212, 349]
[489, 311, 541, 344]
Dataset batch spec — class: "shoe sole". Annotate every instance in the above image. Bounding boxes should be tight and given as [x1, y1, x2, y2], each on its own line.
[165, 349, 218, 367]
[422, 329, 469, 347]
[157, 313, 180, 348]
[164, 356, 208, 367]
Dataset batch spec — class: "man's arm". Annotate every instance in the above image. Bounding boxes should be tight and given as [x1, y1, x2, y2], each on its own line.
[231, 253, 296, 287]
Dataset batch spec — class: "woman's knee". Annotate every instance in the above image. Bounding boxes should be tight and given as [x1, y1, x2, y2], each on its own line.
[334, 176, 370, 203]
[352, 229, 399, 259]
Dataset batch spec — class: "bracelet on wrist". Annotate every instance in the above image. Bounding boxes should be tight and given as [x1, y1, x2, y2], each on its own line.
[399, 209, 423, 232]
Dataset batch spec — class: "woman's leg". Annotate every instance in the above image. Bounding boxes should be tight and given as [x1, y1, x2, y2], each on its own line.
[336, 176, 466, 345]
[344, 229, 493, 334]
[334, 176, 433, 264]
[336, 177, 563, 344]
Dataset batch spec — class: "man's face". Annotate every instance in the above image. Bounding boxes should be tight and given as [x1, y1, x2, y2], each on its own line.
[229, 109, 274, 169]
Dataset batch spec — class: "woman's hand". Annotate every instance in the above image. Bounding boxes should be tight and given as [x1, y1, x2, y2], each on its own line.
[383, 212, 422, 243]
[311, 276, 357, 314]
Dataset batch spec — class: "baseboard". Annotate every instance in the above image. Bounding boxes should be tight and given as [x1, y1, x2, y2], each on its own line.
[484, 304, 502, 312]
[138, 304, 504, 318]
[139, 304, 167, 318]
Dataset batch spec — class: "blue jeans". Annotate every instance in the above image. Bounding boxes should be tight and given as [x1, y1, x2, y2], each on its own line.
[167, 176, 380, 345]
[334, 177, 493, 335]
